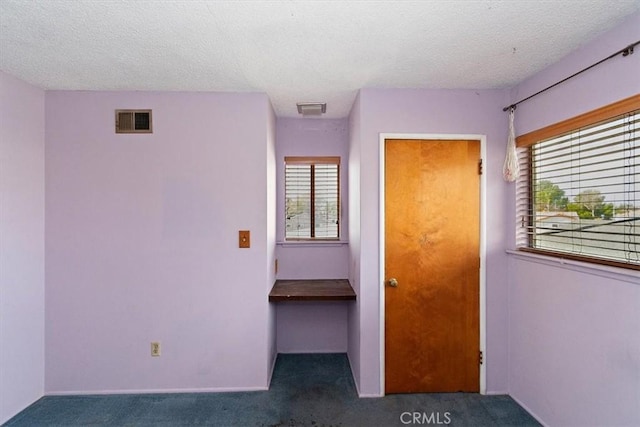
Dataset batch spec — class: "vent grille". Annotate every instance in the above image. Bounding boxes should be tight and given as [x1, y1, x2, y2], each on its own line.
[115, 110, 152, 133]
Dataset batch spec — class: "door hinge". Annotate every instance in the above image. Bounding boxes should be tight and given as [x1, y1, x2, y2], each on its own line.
[479, 350, 484, 365]
[478, 159, 483, 175]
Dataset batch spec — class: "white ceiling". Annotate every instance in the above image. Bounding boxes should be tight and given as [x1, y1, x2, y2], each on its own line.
[1, 1, 638, 118]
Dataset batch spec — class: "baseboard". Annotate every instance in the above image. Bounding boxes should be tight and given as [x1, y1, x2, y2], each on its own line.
[346, 352, 361, 397]
[276, 349, 348, 354]
[45, 386, 269, 396]
[267, 351, 278, 388]
[484, 390, 509, 395]
[345, 352, 384, 398]
[358, 392, 384, 398]
[509, 393, 548, 427]
[1, 393, 45, 425]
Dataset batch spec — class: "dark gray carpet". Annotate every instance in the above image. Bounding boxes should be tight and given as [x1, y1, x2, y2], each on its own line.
[4, 353, 539, 426]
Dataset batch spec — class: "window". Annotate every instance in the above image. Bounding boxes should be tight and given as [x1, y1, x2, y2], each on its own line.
[285, 156, 340, 240]
[516, 95, 639, 270]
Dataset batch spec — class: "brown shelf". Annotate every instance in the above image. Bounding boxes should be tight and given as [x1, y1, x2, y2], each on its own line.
[269, 279, 356, 302]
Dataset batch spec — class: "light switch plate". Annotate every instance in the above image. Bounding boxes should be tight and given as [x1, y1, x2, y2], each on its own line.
[239, 230, 250, 248]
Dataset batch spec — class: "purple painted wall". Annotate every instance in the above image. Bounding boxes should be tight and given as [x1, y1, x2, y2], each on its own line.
[274, 118, 350, 353]
[507, 12, 640, 426]
[275, 118, 350, 278]
[276, 302, 348, 353]
[512, 12, 640, 137]
[266, 102, 278, 381]
[349, 88, 510, 396]
[348, 92, 363, 391]
[0, 71, 45, 423]
[44, 91, 275, 393]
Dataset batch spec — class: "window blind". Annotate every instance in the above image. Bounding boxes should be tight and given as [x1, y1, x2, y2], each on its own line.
[285, 157, 340, 240]
[516, 109, 639, 269]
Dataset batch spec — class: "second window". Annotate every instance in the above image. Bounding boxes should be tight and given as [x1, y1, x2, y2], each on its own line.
[285, 156, 340, 240]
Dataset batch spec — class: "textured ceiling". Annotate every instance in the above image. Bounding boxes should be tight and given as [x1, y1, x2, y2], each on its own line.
[1, 1, 638, 118]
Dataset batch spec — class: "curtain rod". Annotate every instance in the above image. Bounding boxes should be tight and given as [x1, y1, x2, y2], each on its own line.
[502, 40, 639, 112]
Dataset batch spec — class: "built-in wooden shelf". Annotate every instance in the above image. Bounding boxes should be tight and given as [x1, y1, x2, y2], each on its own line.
[268, 279, 356, 302]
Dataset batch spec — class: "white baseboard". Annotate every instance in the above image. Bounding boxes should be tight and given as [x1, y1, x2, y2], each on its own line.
[509, 393, 548, 427]
[1, 393, 45, 425]
[267, 351, 278, 387]
[485, 390, 509, 395]
[346, 352, 384, 398]
[346, 352, 361, 397]
[276, 349, 348, 354]
[45, 386, 268, 396]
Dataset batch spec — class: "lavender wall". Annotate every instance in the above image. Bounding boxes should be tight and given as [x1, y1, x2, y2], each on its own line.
[276, 302, 348, 353]
[274, 118, 350, 353]
[512, 12, 640, 137]
[266, 103, 278, 381]
[0, 72, 45, 423]
[349, 88, 510, 395]
[348, 93, 363, 391]
[507, 12, 640, 426]
[45, 91, 274, 393]
[275, 118, 350, 276]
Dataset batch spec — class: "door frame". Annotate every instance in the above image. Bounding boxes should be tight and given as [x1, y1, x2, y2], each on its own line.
[379, 133, 487, 396]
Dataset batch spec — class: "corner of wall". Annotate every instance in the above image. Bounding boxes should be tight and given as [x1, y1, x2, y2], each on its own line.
[266, 99, 278, 384]
[0, 71, 46, 424]
[346, 90, 362, 393]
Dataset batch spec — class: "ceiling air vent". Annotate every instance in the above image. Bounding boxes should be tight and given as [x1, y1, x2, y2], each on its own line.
[115, 110, 152, 133]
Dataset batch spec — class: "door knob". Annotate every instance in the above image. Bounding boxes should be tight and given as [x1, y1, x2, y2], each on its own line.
[388, 278, 398, 287]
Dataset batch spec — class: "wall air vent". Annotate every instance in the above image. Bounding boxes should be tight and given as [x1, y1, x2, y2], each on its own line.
[115, 110, 152, 133]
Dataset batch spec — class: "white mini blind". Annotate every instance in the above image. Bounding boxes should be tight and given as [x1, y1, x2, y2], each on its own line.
[285, 157, 340, 240]
[516, 109, 639, 269]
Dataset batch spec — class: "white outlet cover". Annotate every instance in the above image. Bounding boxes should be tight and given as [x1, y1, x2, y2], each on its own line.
[151, 342, 161, 357]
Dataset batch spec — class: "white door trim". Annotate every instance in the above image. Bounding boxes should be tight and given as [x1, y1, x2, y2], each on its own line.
[379, 133, 487, 396]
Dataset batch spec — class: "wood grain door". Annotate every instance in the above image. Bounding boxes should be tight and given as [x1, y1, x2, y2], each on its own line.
[384, 139, 480, 394]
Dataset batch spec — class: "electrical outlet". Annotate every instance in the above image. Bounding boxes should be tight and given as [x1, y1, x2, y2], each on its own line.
[151, 341, 161, 357]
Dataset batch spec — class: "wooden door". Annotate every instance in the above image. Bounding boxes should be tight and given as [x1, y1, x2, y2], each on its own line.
[385, 139, 480, 394]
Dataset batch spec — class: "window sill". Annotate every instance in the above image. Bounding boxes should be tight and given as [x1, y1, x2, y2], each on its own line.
[277, 240, 349, 248]
[506, 249, 639, 285]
